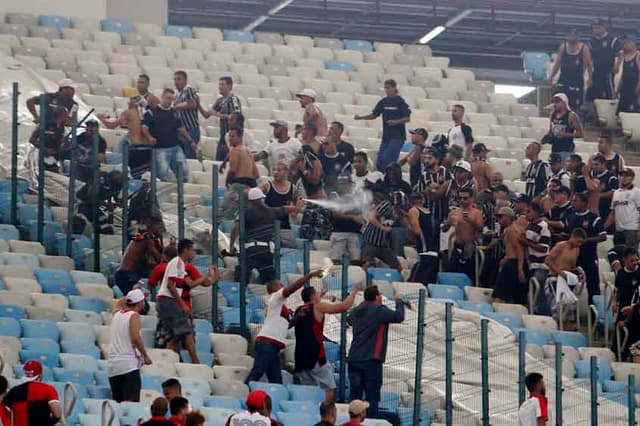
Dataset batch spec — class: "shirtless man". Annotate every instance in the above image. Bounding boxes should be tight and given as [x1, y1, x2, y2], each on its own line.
[226, 126, 259, 188]
[492, 207, 527, 304]
[443, 188, 484, 234]
[443, 187, 483, 280]
[544, 228, 586, 329]
[470, 143, 493, 193]
[296, 88, 327, 137]
[115, 218, 163, 294]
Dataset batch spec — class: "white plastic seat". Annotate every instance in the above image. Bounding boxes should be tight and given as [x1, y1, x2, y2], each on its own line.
[424, 56, 450, 68]
[78, 60, 109, 75]
[0, 291, 32, 307]
[142, 362, 177, 377]
[476, 136, 508, 150]
[286, 67, 318, 79]
[611, 362, 640, 382]
[522, 314, 558, 333]
[213, 366, 249, 382]
[182, 38, 212, 51]
[305, 47, 334, 62]
[9, 240, 44, 255]
[464, 287, 494, 303]
[295, 58, 324, 69]
[91, 31, 121, 46]
[261, 86, 293, 101]
[193, 27, 223, 43]
[270, 75, 302, 92]
[175, 362, 214, 380]
[498, 115, 529, 127]
[620, 113, 640, 144]
[0, 266, 33, 279]
[493, 303, 527, 316]
[210, 333, 248, 355]
[395, 54, 425, 67]
[335, 50, 364, 65]
[77, 284, 114, 305]
[38, 255, 74, 271]
[3, 277, 41, 294]
[490, 125, 522, 139]
[489, 93, 518, 105]
[426, 88, 458, 100]
[522, 127, 548, 140]
[210, 379, 250, 398]
[446, 99, 477, 113]
[487, 158, 522, 180]
[61, 28, 91, 42]
[99, 74, 132, 90]
[144, 45, 175, 58]
[214, 41, 243, 56]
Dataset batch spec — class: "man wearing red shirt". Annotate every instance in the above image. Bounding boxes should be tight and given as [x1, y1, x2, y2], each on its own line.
[340, 400, 369, 426]
[4, 360, 61, 426]
[0, 376, 11, 426]
[141, 397, 175, 426]
[168, 397, 190, 426]
[518, 372, 549, 426]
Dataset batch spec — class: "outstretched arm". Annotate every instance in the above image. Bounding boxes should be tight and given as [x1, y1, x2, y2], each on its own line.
[283, 269, 324, 297]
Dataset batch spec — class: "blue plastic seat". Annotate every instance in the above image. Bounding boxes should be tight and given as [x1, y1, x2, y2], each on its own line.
[27, 221, 63, 254]
[21, 337, 59, 354]
[325, 60, 355, 71]
[18, 203, 52, 226]
[436, 272, 472, 290]
[64, 309, 103, 326]
[592, 295, 615, 330]
[165, 24, 193, 38]
[221, 307, 241, 332]
[485, 312, 522, 331]
[203, 395, 242, 410]
[280, 400, 317, 413]
[60, 341, 101, 358]
[56, 234, 92, 269]
[194, 319, 213, 335]
[223, 30, 254, 43]
[101, 18, 133, 34]
[367, 268, 402, 283]
[0, 225, 19, 241]
[105, 152, 123, 164]
[53, 367, 96, 385]
[459, 301, 494, 315]
[141, 375, 168, 393]
[250, 309, 265, 324]
[401, 142, 414, 153]
[0, 317, 21, 337]
[275, 411, 319, 426]
[0, 179, 29, 196]
[574, 359, 613, 382]
[69, 295, 108, 313]
[428, 284, 464, 302]
[343, 39, 373, 52]
[0, 305, 26, 320]
[287, 384, 324, 405]
[398, 407, 431, 426]
[58, 321, 97, 343]
[34, 268, 78, 296]
[323, 276, 355, 292]
[82, 398, 124, 417]
[20, 350, 58, 368]
[0, 253, 39, 269]
[94, 370, 110, 386]
[195, 333, 212, 352]
[521, 51, 551, 82]
[218, 281, 240, 307]
[516, 328, 550, 346]
[87, 385, 112, 399]
[70, 271, 108, 285]
[603, 380, 627, 393]
[180, 350, 214, 366]
[380, 391, 400, 413]
[120, 401, 149, 420]
[38, 15, 70, 29]
[20, 319, 60, 340]
[550, 330, 588, 349]
[249, 382, 289, 409]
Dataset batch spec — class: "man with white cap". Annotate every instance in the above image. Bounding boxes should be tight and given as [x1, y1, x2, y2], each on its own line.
[254, 119, 301, 169]
[26, 78, 77, 126]
[542, 93, 583, 164]
[229, 187, 301, 284]
[3, 360, 61, 426]
[340, 400, 369, 425]
[297, 88, 327, 137]
[108, 288, 152, 403]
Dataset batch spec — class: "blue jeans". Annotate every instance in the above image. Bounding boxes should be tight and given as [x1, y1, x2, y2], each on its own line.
[376, 139, 403, 171]
[156, 146, 188, 182]
[246, 340, 283, 384]
[349, 360, 383, 418]
[183, 127, 200, 159]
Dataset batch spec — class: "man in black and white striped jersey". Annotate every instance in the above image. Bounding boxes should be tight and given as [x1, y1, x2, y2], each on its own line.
[524, 142, 551, 201]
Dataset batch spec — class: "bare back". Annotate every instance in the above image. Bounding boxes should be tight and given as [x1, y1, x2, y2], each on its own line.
[471, 160, 492, 192]
[549, 241, 579, 273]
[229, 144, 259, 180]
[123, 108, 143, 144]
[503, 223, 525, 261]
[120, 240, 151, 271]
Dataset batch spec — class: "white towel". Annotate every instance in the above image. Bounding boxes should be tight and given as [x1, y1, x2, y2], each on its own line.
[556, 271, 578, 305]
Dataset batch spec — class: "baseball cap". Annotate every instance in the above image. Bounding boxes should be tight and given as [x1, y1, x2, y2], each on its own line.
[348, 400, 370, 416]
[296, 88, 317, 100]
[58, 78, 76, 89]
[549, 153, 562, 163]
[126, 289, 146, 304]
[620, 167, 636, 177]
[454, 160, 472, 173]
[23, 360, 43, 381]
[248, 187, 266, 201]
[497, 206, 515, 218]
[552, 93, 569, 105]
[409, 128, 428, 139]
[269, 119, 288, 128]
[246, 390, 268, 410]
[472, 143, 489, 153]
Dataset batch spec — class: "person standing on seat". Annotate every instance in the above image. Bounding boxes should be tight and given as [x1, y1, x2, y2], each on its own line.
[447, 104, 474, 160]
[26, 78, 77, 126]
[542, 93, 583, 164]
[354, 79, 411, 171]
[524, 142, 551, 201]
[297, 88, 328, 137]
[199, 76, 242, 161]
[347, 285, 405, 418]
[173, 71, 200, 159]
[293, 283, 361, 402]
[255, 120, 301, 169]
[588, 19, 617, 102]
[605, 167, 640, 248]
[108, 289, 152, 403]
[518, 372, 549, 426]
[597, 134, 625, 176]
[74, 119, 107, 183]
[245, 270, 323, 384]
[407, 192, 440, 286]
[614, 35, 640, 114]
[4, 360, 61, 426]
[258, 162, 298, 249]
[491, 207, 528, 304]
[549, 30, 594, 112]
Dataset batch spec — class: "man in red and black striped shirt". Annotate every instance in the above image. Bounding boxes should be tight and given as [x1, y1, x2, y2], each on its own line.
[4, 360, 61, 426]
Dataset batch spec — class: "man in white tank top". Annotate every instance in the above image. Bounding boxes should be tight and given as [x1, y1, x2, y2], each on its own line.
[108, 289, 152, 403]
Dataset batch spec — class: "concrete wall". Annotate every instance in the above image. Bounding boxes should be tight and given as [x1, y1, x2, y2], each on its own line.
[106, 0, 167, 24]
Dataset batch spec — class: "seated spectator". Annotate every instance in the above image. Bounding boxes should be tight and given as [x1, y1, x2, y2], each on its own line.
[141, 397, 174, 425]
[225, 390, 282, 426]
[315, 400, 338, 426]
[185, 411, 206, 426]
[340, 400, 369, 426]
[352, 151, 374, 191]
[169, 397, 190, 425]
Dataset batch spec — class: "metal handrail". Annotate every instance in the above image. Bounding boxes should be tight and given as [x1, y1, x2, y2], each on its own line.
[63, 382, 77, 424]
[100, 400, 116, 426]
[528, 276, 540, 315]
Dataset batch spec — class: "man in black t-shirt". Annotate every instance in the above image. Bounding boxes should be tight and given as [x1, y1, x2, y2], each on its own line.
[26, 78, 77, 126]
[28, 106, 67, 173]
[74, 119, 107, 183]
[564, 192, 606, 305]
[591, 154, 619, 222]
[354, 79, 411, 171]
[328, 121, 355, 164]
[321, 127, 353, 194]
[546, 186, 573, 243]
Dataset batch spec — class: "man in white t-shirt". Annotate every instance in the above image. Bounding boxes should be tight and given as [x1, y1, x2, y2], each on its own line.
[245, 269, 324, 384]
[224, 390, 274, 425]
[254, 120, 302, 168]
[605, 167, 640, 247]
[447, 104, 474, 160]
[518, 372, 549, 426]
[352, 151, 376, 192]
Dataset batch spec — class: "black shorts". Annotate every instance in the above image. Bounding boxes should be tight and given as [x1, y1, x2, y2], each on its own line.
[361, 244, 400, 269]
[109, 369, 141, 403]
[492, 259, 527, 304]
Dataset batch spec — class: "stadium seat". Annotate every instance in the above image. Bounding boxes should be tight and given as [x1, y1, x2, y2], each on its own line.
[175, 363, 214, 380]
[70, 270, 108, 285]
[223, 30, 254, 43]
[61, 341, 101, 358]
[516, 328, 550, 346]
[428, 284, 464, 302]
[64, 309, 103, 326]
[58, 321, 97, 343]
[436, 272, 472, 290]
[0, 304, 27, 320]
[210, 379, 250, 399]
[32, 292, 68, 311]
[0, 225, 19, 241]
[0, 291, 31, 307]
[165, 24, 192, 38]
[276, 412, 319, 426]
[68, 295, 108, 313]
[249, 382, 289, 411]
[0, 317, 21, 337]
[367, 268, 402, 283]
[101, 18, 133, 34]
[574, 359, 612, 382]
[38, 254, 73, 271]
[578, 347, 616, 364]
[120, 401, 149, 421]
[550, 330, 588, 349]
[3, 277, 40, 294]
[203, 395, 242, 410]
[287, 384, 324, 405]
[464, 287, 494, 303]
[521, 51, 551, 81]
[54, 366, 96, 385]
[459, 301, 494, 315]
[522, 314, 558, 333]
[20, 319, 59, 339]
[213, 366, 249, 382]
[34, 268, 78, 296]
[344, 39, 373, 52]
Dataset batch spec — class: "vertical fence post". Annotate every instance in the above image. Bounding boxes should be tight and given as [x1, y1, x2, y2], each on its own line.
[121, 141, 129, 253]
[413, 289, 426, 426]
[590, 356, 598, 426]
[445, 302, 453, 426]
[92, 132, 100, 273]
[150, 149, 157, 216]
[303, 239, 311, 280]
[10, 82, 19, 226]
[210, 165, 219, 330]
[628, 375, 636, 426]
[338, 253, 349, 402]
[480, 318, 489, 426]
[518, 330, 526, 406]
[176, 163, 184, 241]
[555, 342, 563, 426]
[37, 97, 46, 244]
[273, 220, 281, 279]
[65, 113, 78, 258]
[238, 193, 247, 338]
